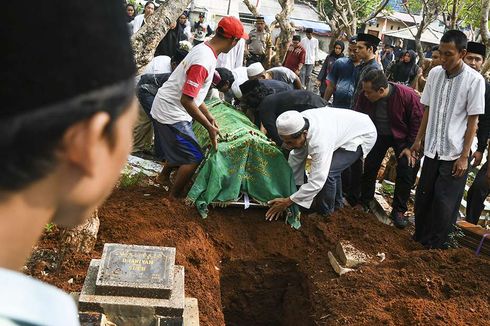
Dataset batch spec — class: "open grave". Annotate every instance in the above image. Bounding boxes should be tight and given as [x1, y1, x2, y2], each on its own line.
[28, 184, 490, 325]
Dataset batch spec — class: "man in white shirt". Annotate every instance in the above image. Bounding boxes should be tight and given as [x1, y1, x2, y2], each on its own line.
[132, 1, 155, 34]
[151, 16, 248, 198]
[266, 109, 377, 220]
[300, 28, 319, 90]
[403, 30, 486, 249]
[217, 38, 246, 71]
[0, 1, 137, 324]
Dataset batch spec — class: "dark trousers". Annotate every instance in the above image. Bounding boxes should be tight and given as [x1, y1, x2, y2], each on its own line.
[360, 135, 419, 213]
[414, 156, 468, 248]
[466, 162, 489, 224]
[315, 146, 363, 215]
[341, 159, 363, 206]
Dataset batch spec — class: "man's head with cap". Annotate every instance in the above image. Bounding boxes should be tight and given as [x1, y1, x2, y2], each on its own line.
[305, 28, 313, 39]
[214, 16, 248, 54]
[464, 41, 486, 72]
[356, 33, 381, 60]
[255, 15, 266, 32]
[276, 111, 309, 149]
[247, 62, 266, 79]
[1, 0, 138, 231]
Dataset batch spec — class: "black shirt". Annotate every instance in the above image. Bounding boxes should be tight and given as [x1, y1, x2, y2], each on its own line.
[257, 90, 328, 145]
[477, 81, 490, 152]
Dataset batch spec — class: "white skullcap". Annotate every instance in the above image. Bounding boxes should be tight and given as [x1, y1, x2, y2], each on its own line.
[276, 111, 305, 135]
[247, 62, 265, 78]
[231, 80, 243, 99]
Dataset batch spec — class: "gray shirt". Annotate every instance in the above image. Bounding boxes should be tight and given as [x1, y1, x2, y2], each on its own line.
[374, 84, 394, 136]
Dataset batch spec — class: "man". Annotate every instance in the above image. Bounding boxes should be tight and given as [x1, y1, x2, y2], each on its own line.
[151, 16, 248, 198]
[355, 70, 424, 228]
[352, 33, 382, 108]
[245, 16, 272, 67]
[265, 109, 377, 220]
[213, 67, 248, 103]
[300, 28, 319, 90]
[464, 42, 490, 225]
[381, 43, 395, 71]
[253, 90, 327, 146]
[404, 30, 485, 249]
[324, 36, 361, 109]
[0, 1, 137, 324]
[247, 62, 302, 89]
[283, 35, 306, 75]
[193, 13, 213, 36]
[217, 38, 246, 71]
[132, 1, 155, 34]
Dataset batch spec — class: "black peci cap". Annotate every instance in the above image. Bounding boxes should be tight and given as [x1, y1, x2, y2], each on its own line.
[357, 33, 381, 46]
[239, 79, 260, 97]
[2, 0, 135, 118]
[467, 42, 486, 58]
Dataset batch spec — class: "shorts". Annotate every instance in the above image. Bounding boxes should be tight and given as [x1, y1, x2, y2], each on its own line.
[154, 120, 204, 165]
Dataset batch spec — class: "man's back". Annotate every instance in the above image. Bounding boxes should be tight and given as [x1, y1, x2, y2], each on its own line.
[327, 57, 357, 109]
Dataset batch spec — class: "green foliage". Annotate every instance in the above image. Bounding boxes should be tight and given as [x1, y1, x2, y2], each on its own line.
[119, 171, 147, 188]
[319, 0, 384, 22]
[44, 222, 55, 233]
[381, 182, 395, 196]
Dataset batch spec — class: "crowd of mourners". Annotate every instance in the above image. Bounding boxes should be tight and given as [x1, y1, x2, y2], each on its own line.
[0, 1, 489, 324]
[130, 5, 489, 252]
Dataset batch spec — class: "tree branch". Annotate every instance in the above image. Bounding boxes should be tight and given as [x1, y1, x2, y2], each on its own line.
[243, 0, 260, 17]
[361, 0, 390, 24]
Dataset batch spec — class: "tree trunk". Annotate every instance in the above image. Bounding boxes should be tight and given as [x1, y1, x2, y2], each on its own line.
[60, 209, 100, 254]
[131, 0, 192, 72]
[243, 0, 260, 17]
[275, 0, 295, 65]
[481, 0, 490, 77]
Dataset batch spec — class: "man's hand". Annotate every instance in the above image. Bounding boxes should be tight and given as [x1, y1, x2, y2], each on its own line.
[409, 141, 422, 161]
[315, 80, 321, 87]
[207, 124, 220, 150]
[452, 156, 468, 177]
[265, 197, 293, 221]
[399, 148, 417, 168]
[471, 151, 483, 167]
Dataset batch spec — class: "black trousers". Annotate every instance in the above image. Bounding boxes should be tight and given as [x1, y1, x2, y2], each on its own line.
[466, 162, 489, 224]
[360, 135, 419, 213]
[414, 156, 468, 248]
[341, 158, 363, 206]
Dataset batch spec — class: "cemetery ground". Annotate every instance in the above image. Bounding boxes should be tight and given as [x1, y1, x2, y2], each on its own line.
[29, 184, 490, 326]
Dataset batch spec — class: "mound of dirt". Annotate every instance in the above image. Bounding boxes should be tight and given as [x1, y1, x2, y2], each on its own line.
[29, 185, 490, 325]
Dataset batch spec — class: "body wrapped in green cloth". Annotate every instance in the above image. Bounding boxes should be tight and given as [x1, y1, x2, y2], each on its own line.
[186, 99, 301, 229]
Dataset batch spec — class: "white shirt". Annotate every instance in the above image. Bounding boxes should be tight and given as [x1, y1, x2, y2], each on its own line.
[420, 64, 485, 161]
[151, 42, 217, 125]
[288, 108, 377, 208]
[143, 55, 172, 75]
[0, 268, 79, 326]
[232, 66, 248, 85]
[217, 38, 245, 71]
[300, 37, 319, 65]
[132, 14, 145, 34]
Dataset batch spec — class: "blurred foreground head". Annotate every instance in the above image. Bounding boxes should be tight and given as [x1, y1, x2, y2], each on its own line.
[1, 0, 138, 228]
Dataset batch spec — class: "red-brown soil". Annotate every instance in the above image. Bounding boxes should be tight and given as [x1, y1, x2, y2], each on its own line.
[29, 185, 490, 326]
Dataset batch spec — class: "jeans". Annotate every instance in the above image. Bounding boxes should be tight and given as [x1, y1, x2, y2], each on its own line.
[314, 146, 363, 215]
[300, 64, 314, 90]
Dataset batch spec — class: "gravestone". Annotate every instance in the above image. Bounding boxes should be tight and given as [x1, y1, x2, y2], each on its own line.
[78, 243, 185, 324]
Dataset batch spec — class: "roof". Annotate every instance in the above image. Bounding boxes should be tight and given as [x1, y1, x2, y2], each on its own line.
[383, 25, 443, 45]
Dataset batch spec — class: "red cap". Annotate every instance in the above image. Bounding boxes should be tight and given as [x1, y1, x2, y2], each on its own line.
[217, 16, 248, 40]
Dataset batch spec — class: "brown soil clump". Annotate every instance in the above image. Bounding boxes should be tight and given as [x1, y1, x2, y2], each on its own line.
[29, 185, 490, 326]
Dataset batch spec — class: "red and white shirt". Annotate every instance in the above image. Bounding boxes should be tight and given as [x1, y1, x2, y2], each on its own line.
[151, 42, 217, 124]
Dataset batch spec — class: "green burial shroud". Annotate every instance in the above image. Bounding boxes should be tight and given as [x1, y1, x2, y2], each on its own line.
[187, 99, 301, 229]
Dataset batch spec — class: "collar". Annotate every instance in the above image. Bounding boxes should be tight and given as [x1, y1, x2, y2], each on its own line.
[204, 42, 218, 58]
[0, 268, 79, 326]
[445, 61, 465, 79]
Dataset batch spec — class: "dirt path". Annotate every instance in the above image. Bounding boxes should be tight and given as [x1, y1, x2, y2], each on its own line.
[31, 185, 490, 325]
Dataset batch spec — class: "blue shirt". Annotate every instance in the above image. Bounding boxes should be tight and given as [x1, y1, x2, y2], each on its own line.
[327, 57, 358, 109]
